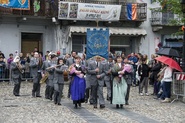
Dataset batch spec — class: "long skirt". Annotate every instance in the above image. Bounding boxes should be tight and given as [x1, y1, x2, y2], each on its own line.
[70, 76, 86, 103]
[112, 77, 127, 105]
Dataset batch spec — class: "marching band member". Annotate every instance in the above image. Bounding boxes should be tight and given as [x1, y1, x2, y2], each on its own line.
[11, 56, 24, 96]
[41, 53, 51, 99]
[53, 58, 68, 105]
[29, 52, 42, 97]
[104, 56, 114, 101]
[46, 54, 57, 100]
[70, 55, 86, 109]
[88, 56, 106, 109]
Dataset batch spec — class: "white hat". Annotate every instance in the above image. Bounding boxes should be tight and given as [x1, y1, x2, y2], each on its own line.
[13, 56, 20, 63]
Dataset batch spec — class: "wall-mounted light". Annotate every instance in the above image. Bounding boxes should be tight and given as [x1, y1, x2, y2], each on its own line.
[108, 21, 111, 24]
[52, 17, 57, 23]
[22, 17, 27, 21]
[73, 20, 76, 23]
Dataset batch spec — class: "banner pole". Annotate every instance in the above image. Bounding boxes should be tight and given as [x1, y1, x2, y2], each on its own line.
[96, 20, 99, 27]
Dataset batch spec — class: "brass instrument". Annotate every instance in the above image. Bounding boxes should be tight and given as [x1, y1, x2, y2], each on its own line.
[40, 72, 49, 84]
[17, 62, 24, 74]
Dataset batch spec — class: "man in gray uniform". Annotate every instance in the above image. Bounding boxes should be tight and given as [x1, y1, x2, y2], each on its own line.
[66, 51, 77, 98]
[41, 55, 51, 99]
[11, 56, 24, 96]
[88, 56, 106, 109]
[104, 56, 114, 101]
[46, 54, 57, 100]
[29, 52, 42, 97]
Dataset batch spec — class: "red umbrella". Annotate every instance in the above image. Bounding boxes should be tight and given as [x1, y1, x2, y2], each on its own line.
[155, 56, 182, 72]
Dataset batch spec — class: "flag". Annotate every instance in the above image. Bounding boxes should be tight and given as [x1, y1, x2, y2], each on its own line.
[127, 3, 137, 20]
[86, 28, 109, 59]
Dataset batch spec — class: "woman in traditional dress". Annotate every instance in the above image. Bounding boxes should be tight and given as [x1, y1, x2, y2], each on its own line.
[111, 56, 128, 108]
[53, 58, 68, 105]
[70, 55, 86, 108]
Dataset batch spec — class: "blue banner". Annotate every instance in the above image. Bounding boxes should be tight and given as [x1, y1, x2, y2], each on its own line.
[0, 0, 30, 9]
[86, 28, 109, 59]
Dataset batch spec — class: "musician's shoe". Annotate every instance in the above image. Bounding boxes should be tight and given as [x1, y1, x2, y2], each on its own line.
[58, 103, 61, 105]
[116, 104, 119, 109]
[120, 104, 123, 108]
[15, 94, 20, 96]
[93, 105, 97, 109]
[36, 95, 42, 98]
[100, 105, 105, 109]
[125, 101, 129, 105]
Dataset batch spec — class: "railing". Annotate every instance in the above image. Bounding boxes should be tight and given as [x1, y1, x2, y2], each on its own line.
[0, 0, 147, 21]
[150, 9, 181, 26]
[0, 0, 58, 17]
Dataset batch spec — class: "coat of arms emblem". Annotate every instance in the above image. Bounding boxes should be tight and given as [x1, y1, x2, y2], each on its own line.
[18, 0, 26, 5]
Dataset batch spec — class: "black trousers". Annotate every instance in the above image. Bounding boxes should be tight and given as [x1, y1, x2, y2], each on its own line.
[90, 84, 98, 106]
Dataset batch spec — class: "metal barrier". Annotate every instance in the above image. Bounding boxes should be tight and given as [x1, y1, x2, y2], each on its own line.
[0, 62, 33, 83]
[172, 72, 185, 103]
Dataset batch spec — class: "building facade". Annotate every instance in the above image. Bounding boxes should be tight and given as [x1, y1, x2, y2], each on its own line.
[0, 0, 148, 58]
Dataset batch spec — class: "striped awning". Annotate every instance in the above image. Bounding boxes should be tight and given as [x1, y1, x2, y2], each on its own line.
[69, 26, 147, 37]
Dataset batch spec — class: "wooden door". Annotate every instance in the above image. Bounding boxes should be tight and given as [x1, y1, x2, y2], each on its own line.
[21, 41, 38, 57]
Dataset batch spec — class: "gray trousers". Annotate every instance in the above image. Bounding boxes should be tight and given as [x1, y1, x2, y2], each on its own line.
[104, 80, 111, 98]
[54, 83, 64, 104]
[98, 85, 105, 105]
[140, 77, 149, 93]
[13, 77, 21, 95]
[32, 73, 41, 97]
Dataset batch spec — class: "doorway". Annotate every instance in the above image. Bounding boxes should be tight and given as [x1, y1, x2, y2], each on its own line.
[21, 33, 43, 57]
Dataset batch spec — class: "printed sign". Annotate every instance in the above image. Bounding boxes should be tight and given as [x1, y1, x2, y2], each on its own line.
[58, 2, 121, 21]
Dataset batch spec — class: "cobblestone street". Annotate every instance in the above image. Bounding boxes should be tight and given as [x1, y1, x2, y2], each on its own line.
[0, 81, 185, 123]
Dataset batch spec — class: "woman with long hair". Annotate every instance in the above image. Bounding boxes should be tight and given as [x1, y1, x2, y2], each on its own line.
[111, 56, 128, 108]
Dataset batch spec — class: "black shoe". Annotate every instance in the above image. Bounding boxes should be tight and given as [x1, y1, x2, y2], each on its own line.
[58, 103, 61, 105]
[67, 93, 70, 98]
[107, 97, 110, 101]
[120, 104, 123, 108]
[116, 104, 119, 109]
[100, 105, 105, 109]
[125, 102, 129, 105]
[94, 105, 97, 109]
[15, 94, 20, 96]
[36, 95, 42, 98]
[74, 104, 78, 109]
[78, 103, 81, 107]
[85, 98, 88, 103]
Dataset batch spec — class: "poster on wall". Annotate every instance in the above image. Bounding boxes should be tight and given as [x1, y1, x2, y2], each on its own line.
[86, 28, 109, 59]
[0, 0, 30, 10]
[58, 2, 121, 21]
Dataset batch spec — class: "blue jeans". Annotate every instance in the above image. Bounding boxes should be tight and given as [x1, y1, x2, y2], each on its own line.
[163, 81, 172, 98]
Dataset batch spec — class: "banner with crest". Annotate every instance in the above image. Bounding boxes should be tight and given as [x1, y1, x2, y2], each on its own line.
[0, 0, 30, 9]
[86, 28, 109, 59]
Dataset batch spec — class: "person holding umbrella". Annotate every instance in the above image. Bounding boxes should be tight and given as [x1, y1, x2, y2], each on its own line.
[160, 64, 173, 103]
[155, 56, 182, 103]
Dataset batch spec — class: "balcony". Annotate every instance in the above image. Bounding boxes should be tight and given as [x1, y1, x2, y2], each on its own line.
[0, 0, 147, 21]
[150, 8, 181, 26]
[0, 0, 58, 18]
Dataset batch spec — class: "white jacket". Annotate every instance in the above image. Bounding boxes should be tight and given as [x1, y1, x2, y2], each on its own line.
[161, 66, 173, 82]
